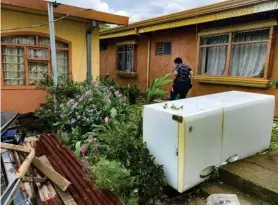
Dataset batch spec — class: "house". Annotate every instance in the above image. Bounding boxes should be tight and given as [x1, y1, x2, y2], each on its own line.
[1, 0, 128, 113]
[99, 0, 278, 114]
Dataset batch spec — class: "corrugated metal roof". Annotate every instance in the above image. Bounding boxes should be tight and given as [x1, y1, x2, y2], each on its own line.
[35, 134, 122, 205]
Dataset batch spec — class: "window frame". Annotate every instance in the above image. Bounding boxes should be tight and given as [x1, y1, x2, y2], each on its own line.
[197, 27, 273, 79]
[116, 44, 136, 73]
[1, 32, 72, 89]
[155, 42, 172, 56]
[195, 20, 277, 88]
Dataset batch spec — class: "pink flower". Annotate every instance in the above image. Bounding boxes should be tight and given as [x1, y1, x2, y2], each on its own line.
[88, 135, 93, 142]
[84, 90, 92, 97]
[80, 144, 88, 154]
[104, 116, 109, 124]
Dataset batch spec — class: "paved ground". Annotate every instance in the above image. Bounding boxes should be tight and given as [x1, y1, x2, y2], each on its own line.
[168, 150, 278, 204]
[220, 149, 278, 204]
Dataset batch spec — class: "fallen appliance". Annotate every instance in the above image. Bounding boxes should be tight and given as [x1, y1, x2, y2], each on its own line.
[143, 91, 274, 193]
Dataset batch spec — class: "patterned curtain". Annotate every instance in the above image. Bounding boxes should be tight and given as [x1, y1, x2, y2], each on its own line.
[2, 46, 25, 85]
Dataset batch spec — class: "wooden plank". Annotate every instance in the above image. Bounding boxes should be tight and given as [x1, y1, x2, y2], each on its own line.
[225, 33, 232, 76]
[32, 157, 71, 191]
[264, 26, 274, 79]
[1, 142, 31, 153]
[39, 156, 77, 205]
[23, 141, 59, 204]
[16, 148, 35, 178]
[21, 177, 47, 183]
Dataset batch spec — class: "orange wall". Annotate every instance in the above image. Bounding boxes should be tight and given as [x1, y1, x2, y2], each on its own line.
[1, 89, 47, 113]
[100, 35, 149, 92]
[100, 24, 278, 114]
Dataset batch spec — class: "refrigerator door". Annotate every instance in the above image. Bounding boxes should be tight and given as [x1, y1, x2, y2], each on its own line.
[201, 91, 275, 163]
[178, 107, 223, 192]
[144, 97, 223, 192]
[143, 106, 179, 189]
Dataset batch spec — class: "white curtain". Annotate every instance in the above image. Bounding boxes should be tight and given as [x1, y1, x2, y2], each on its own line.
[2, 46, 25, 85]
[200, 34, 228, 76]
[56, 50, 68, 81]
[230, 43, 267, 77]
[28, 62, 48, 85]
[28, 48, 48, 59]
[2, 36, 35, 45]
[39, 37, 68, 48]
[125, 45, 133, 72]
[201, 46, 227, 75]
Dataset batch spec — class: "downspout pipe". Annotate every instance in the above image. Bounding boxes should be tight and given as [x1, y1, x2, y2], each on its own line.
[146, 34, 152, 89]
[86, 21, 97, 83]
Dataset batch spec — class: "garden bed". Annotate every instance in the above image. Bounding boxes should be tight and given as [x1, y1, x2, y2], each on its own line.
[32, 75, 172, 204]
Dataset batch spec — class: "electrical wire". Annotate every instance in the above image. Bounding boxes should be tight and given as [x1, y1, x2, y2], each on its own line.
[1, 8, 88, 31]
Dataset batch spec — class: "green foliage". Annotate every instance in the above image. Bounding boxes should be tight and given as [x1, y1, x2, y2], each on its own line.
[99, 24, 110, 30]
[92, 158, 138, 204]
[35, 76, 129, 136]
[146, 73, 172, 104]
[74, 141, 81, 157]
[126, 84, 140, 104]
[90, 120, 166, 203]
[35, 75, 166, 205]
[270, 79, 278, 89]
[38, 74, 86, 101]
[136, 73, 172, 138]
[271, 124, 278, 151]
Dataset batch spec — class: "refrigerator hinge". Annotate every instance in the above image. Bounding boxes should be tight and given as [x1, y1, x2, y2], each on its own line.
[176, 148, 178, 156]
[172, 115, 183, 123]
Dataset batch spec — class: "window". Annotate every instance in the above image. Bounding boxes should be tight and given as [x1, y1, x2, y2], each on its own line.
[1, 34, 70, 86]
[198, 28, 272, 78]
[156, 42, 171, 56]
[100, 43, 108, 52]
[116, 44, 135, 72]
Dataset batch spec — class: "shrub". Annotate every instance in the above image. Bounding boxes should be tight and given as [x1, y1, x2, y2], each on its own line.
[92, 158, 138, 204]
[88, 120, 167, 204]
[35, 78, 129, 137]
[35, 75, 167, 205]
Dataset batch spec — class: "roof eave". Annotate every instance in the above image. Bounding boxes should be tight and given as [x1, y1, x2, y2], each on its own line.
[100, 0, 274, 35]
[1, 0, 129, 25]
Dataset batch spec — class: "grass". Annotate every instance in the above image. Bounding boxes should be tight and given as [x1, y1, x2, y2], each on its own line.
[270, 126, 278, 151]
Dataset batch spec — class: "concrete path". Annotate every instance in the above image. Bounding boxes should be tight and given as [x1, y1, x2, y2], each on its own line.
[219, 150, 278, 204]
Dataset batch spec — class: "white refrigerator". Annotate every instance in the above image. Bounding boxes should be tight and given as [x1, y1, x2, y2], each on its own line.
[143, 91, 274, 193]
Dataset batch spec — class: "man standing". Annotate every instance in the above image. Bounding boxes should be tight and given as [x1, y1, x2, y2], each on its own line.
[170, 57, 193, 100]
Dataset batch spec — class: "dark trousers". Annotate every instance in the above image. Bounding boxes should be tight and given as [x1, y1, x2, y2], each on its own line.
[170, 81, 192, 100]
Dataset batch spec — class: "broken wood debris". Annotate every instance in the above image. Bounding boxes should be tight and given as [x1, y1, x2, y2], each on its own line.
[21, 177, 47, 183]
[1, 143, 31, 153]
[1, 133, 122, 205]
[39, 155, 77, 205]
[32, 157, 71, 191]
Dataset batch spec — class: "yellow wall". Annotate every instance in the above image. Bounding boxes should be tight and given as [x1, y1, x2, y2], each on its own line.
[91, 27, 100, 80]
[1, 8, 100, 81]
[1, 8, 100, 113]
